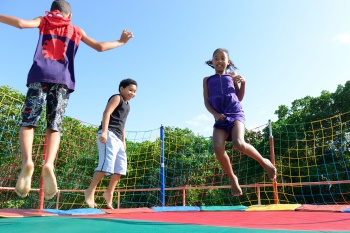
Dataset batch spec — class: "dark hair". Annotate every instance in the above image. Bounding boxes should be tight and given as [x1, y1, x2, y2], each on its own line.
[50, 0, 71, 16]
[119, 78, 137, 92]
[205, 48, 238, 70]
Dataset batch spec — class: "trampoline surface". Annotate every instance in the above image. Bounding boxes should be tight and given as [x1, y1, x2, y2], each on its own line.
[1, 210, 350, 233]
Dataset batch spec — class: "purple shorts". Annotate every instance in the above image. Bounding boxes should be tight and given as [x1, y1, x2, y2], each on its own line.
[214, 117, 245, 141]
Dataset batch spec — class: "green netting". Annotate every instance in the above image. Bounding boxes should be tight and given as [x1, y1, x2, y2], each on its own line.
[1, 85, 350, 210]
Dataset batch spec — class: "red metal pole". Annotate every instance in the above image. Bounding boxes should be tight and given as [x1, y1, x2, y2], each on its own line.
[268, 120, 279, 204]
[38, 134, 47, 210]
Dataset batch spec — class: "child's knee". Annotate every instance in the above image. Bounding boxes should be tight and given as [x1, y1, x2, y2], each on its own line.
[232, 139, 246, 151]
[213, 144, 225, 155]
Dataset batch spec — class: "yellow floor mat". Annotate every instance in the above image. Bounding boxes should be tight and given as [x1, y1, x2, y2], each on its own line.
[246, 204, 301, 211]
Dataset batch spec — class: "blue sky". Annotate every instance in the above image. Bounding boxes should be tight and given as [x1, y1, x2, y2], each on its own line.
[1, 0, 350, 137]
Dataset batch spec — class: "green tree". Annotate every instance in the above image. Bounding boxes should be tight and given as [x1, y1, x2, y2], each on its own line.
[270, 81, 350, 204]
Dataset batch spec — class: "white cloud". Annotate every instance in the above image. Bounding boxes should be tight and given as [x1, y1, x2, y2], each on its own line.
[185, 114, 212, 137]
[185, 120, 201, 126]
[196, 114, 211, 121]
[257, 110, 267, 117]
[333, 32, 350, 44]
[185, 114, 211, 126]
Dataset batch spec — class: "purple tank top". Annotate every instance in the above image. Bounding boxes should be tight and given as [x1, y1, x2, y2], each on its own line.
[27, 10, 82, 92]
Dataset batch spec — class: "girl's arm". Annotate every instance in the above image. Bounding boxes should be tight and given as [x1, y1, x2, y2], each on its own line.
[234, 76, 246, 101]
[0, 14, 41, 29]
[229, 72, 246, 102]
[80, 28, 133, 52]
[99, 95, 121, 143]
[203, 77, 226, 121]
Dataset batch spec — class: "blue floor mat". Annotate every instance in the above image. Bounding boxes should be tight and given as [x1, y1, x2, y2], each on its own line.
[44, 208, 106, 215]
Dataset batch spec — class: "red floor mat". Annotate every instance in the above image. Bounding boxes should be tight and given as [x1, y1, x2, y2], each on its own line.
[81, 211, 350, 231]
[0, 209, 57, 218]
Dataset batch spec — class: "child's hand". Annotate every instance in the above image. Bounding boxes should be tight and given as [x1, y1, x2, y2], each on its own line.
[99, 132, 108, 143]
[228, 71, 245, 84]
[232, 75, 245, 84]
[119, 29, 134, 44]
[214, 113, 226, 122]
[228, 71, 237, 77]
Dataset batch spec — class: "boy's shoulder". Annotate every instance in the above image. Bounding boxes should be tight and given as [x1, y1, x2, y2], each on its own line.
[108, 94, 120, 101]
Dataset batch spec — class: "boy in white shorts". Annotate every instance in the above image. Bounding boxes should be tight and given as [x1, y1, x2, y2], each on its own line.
[85, 79, 137, 209]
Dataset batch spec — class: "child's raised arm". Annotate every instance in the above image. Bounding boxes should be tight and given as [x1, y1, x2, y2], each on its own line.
[80, 28, 134, 52]
[229, 72, 246, 102]
[0, 14, 41, 29]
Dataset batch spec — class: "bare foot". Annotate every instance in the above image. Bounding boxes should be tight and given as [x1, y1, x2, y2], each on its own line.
[15, 162, 34, 198]
[230, 175, 242, 196]
[262, 158, 277, 180]
[84, 189, 97, 208]
[42, 165, 58, 200]
[103, 192, 114, 209]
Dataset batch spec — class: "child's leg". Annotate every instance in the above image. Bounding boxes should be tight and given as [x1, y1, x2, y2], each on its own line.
[102, 131, 125, 208]
[84, 171, 106, 208]
[15, 83, 45, 198]
[15, 126, 35, 198]
[42, 128, 60, 200]
[213, 128, 242, 196]
[231, 121, 277, 180]
[85, 130, 118, 208]
[42, 83, 70, 200]
[103, 174, 121, 209]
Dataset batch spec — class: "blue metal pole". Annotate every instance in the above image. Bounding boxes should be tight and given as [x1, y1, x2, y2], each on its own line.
[160, 125, 165, 206]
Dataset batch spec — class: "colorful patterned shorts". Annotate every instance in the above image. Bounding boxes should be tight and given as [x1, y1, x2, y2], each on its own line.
[21, 82, 70, 132]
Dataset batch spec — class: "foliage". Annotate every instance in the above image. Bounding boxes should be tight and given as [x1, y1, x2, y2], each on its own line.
[271, 81, 350, 203]
[274, 81, 350, 124]
[1, 81, 350, 208]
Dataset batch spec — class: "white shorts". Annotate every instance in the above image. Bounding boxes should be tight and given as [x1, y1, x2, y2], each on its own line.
[95, 130, 127, 176]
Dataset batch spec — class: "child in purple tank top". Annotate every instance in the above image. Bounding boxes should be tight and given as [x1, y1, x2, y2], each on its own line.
[0, 0, 134, 201]
[203, 48, 277, 196]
